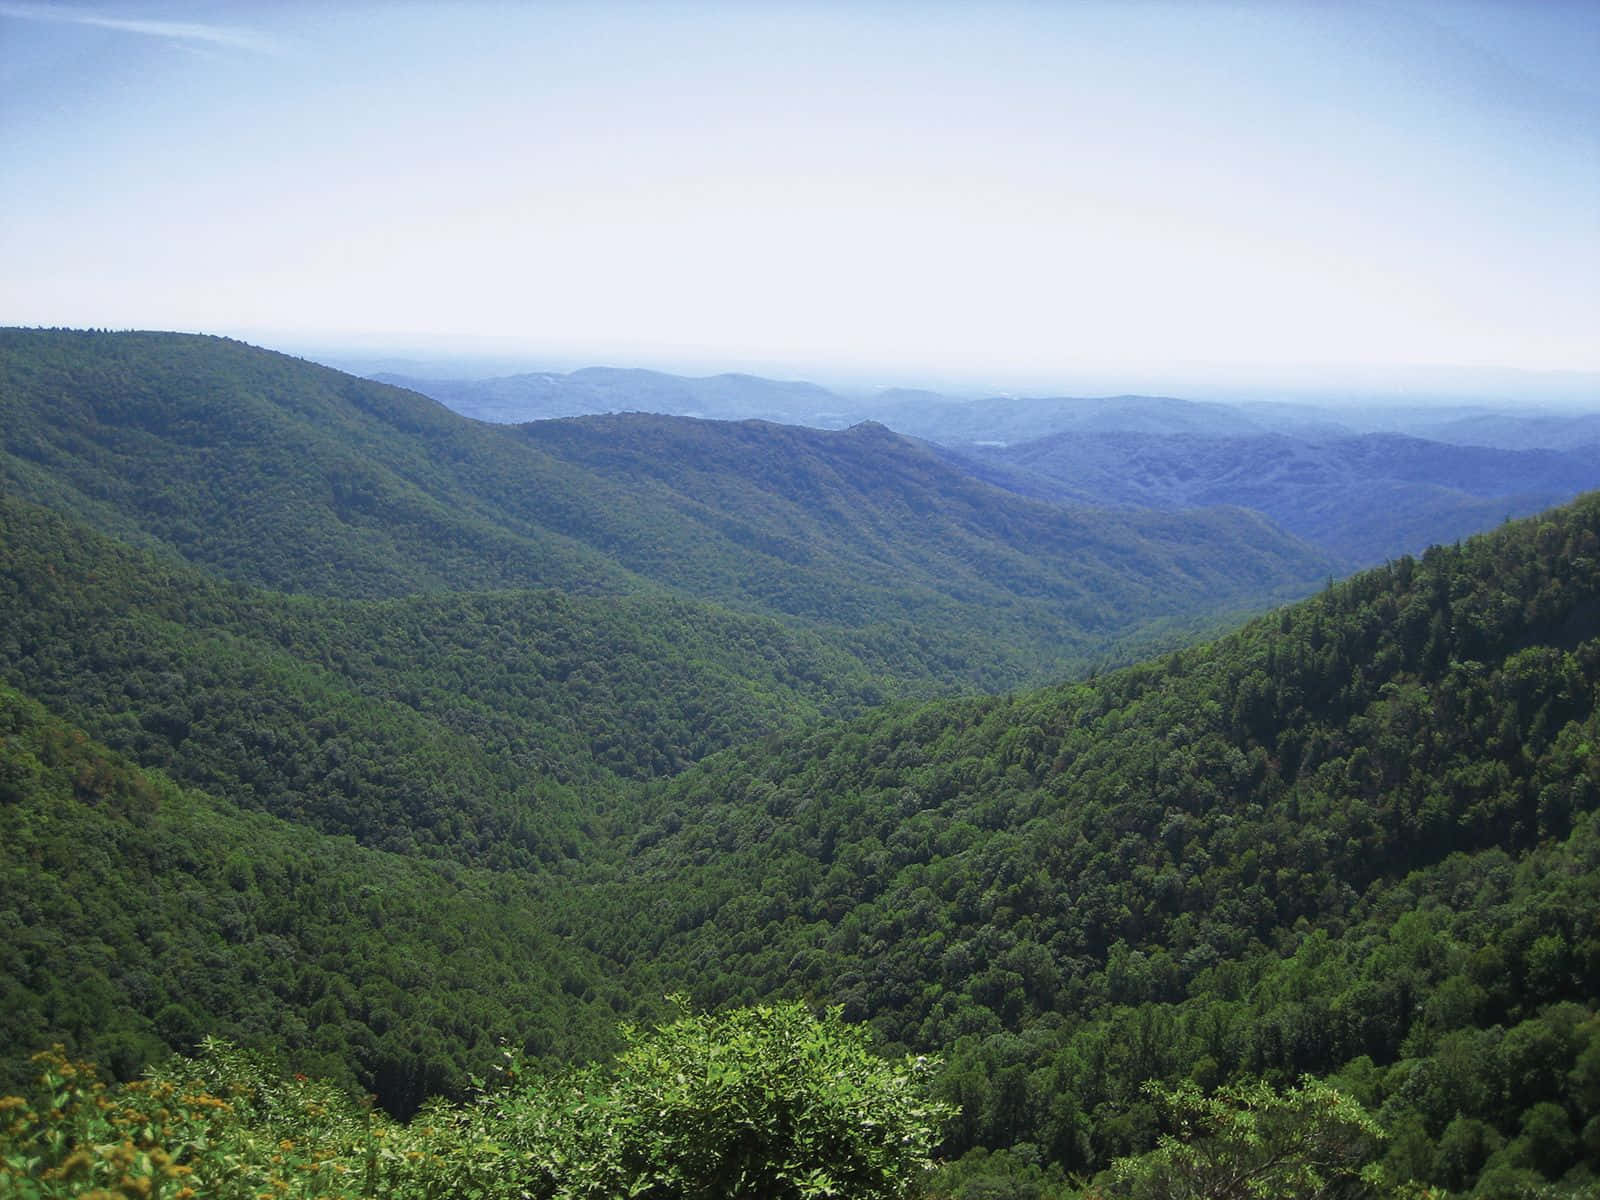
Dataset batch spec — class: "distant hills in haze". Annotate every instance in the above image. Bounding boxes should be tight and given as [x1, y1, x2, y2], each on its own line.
[377, 364, 1600, 568]
[373, 362, 1600, 450]
[372, 366, 851, 429]
[944, 431, 1600, 569]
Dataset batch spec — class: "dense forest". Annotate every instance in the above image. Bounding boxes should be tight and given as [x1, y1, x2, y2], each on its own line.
[3, 329, 1597, 1198]
[946, 430, 1600, 568]
[0, 330, 1333, 686]
[601, 493, 1600, 1193]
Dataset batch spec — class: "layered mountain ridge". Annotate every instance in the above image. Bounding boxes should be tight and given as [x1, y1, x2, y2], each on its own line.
[382, 359, 1600, 569]
[1, 329, 1336, 685]
[945, 429, 1600, 568]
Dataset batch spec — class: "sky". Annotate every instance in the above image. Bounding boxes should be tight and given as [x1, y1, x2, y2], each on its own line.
[1, 0, 1597, 392]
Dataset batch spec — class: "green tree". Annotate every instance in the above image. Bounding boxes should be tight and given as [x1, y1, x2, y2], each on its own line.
[510, 999, 954, 1200]
[1104, 1078, 1385, 1199]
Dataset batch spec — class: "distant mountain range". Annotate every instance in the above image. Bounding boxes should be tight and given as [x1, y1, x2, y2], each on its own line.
[376, 365, 1600, 567]
[372, 366, 851, 428]
[943, 431, 1600, 569]
[374, 364, 1600, 449]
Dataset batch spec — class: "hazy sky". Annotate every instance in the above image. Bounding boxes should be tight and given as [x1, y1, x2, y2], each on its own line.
[2, 1, 1597, 386]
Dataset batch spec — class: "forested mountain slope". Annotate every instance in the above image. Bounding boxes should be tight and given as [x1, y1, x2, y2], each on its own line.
[4, 490, 1596, 1195]
[0, 494, 948, 865]
[0, 330, 636, 598]
[0, 329, 1335, 685]
[5, 328, 1598, 1195]
[513, 413, 1327, 652]
[948, 430, 1600, 568]
[3, 489, 1598, 1193]
[0, 684, 629, 1118]
[593, 493, 1600, 1193]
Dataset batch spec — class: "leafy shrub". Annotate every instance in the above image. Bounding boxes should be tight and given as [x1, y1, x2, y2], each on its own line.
[488, 998, 954, 1199]
[1, 1002, 953, 1200]
[1102, 1077, 1385, 1200]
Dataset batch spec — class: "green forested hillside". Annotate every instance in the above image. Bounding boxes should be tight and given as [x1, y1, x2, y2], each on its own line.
[515, 413, 1327, 643]
[593, 493, 1600, 1194]
[0, 328, 1334, 686]
[3, 329, 1598, 1198]
[0, 684, 630, 1118]
[0, 493, 958, 864]
[6, 488, 1594, 1197]
[0, 328, 650, 596]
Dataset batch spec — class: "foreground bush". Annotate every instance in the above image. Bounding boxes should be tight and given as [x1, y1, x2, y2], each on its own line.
[0, 1001, 952, 1200]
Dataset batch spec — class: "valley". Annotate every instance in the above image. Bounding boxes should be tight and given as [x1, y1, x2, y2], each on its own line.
[2, 329, 1597, 1198]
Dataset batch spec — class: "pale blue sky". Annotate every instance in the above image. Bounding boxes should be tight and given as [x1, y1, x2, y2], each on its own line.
[2, 1, 1596, 388]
